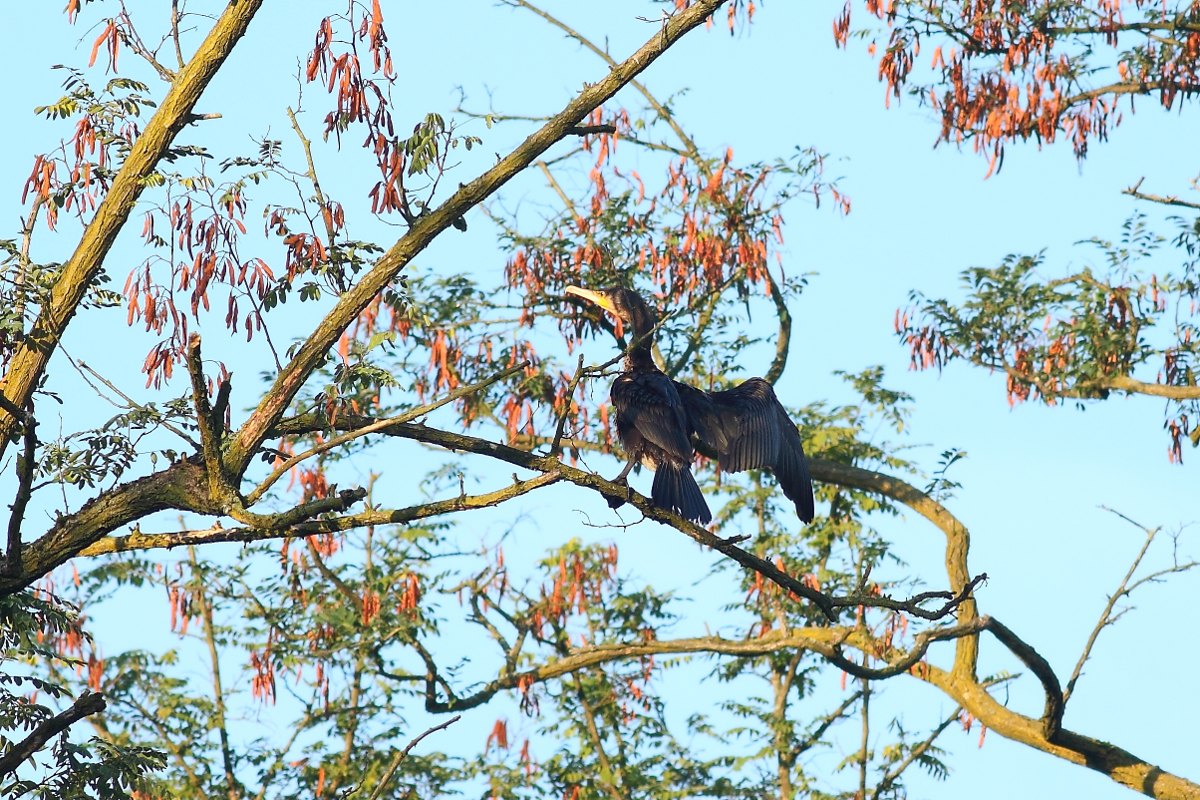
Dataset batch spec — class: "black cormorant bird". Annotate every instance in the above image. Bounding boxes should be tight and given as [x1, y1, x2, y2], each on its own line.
[565, 285, 815, 525]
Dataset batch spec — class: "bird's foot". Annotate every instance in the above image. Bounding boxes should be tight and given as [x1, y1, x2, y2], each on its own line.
[602, 477, 632, 510]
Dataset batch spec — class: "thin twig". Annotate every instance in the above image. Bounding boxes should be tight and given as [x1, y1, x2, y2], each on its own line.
[550, 354, 586, 457]
[72, 357, 197, 447]
[366, 715, 461, 800]
[245, 362, 528, 505]
[187, 546, 240, 800]
[1064, 508, 1198, 707]
[1123, 177, 1200, 210]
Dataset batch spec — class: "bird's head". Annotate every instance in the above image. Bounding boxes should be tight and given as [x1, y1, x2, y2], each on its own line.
[565, 286, 657, 339]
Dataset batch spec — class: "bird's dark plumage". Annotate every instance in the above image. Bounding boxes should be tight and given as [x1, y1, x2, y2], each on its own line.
[566, 285, 815, 524]
[676, 379, 816, 523]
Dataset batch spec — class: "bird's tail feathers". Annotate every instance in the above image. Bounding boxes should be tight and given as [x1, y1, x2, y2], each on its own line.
[652, 464, 712, 525]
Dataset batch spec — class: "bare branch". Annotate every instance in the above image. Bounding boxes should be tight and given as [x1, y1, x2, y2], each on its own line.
[1065, 509, 1198, 708]
[1123, 177, 1200, 210]
[983, 617, 1063, 741]
[366, 715, 461, 800]
[77, 472, 560, 557]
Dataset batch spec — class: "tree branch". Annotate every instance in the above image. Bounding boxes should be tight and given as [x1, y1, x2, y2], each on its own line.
[225, 0, 733, 474]
[366, 715, 461, 800]
[245, 361, 528, 505]
[5, 411, 37, 576]
[0, 691, 107, 776]
[0, 0, 268, 459]
[1123, 177, 1200, 211]
[984, 617, 1063, 741]
[76, 472, 560, 557]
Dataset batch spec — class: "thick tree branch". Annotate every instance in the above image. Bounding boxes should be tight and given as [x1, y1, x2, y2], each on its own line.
[911, 659, 1200, 799]
[805, 459, 978, 675]
[984, 617, 1064, 741]
[225, 0, 732, 474]
[0, 0, 267, 459]
[272, 414, 985, 624]
[0, 459, 213, 596]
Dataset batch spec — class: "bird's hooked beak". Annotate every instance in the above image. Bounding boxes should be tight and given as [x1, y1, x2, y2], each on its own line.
[565, 286, 618, 316]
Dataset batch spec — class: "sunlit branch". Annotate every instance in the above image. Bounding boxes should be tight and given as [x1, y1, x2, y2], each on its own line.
[1124, 177, 1200, 210]
[413, 622, 979, 714]
[0, 0, 268, 460]
[0, 459, 211, 596]
[994, 359, 1200, 402]
[1064, 79, 1168, 106]
[245, 361, 530, 505]
[536, 160, 582, 223]
[326, 419, 842, 617]
[76, 472, 560, 557]
[286, 106, 339, 281]
[306, 414, 982, 623]
[808, 458, 979, 676]
[907, 643, 1200, 797]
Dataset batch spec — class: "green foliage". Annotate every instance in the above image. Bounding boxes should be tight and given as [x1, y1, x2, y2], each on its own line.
[1, 593, 165, 799]
[898, 212, 1200, 457]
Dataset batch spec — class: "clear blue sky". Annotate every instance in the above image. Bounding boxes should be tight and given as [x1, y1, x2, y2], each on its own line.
[3, 2, 1195, 797]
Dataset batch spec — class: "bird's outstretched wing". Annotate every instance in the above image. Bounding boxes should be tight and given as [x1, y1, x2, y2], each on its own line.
[678, 378, 815, 523]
